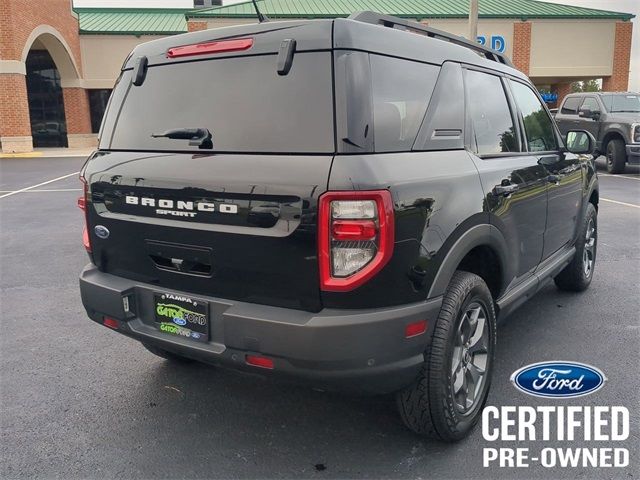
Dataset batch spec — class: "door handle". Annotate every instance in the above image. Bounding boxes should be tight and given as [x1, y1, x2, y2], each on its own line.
[547, 174, 561, 184]
[492, 183, 519, 197]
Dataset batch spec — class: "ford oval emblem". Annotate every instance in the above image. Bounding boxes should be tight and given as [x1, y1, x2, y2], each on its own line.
[94, 225, 110, 239]
[172, 317, 187, 326]
[511, 361, 606, 398]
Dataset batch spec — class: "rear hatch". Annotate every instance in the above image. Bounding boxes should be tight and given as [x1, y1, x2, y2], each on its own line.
[83, 21, 335, 312]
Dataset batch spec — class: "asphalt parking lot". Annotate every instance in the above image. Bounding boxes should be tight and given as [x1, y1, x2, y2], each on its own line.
[1, 155, 639, 479]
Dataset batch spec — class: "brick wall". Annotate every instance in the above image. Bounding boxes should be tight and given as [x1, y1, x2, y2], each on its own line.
[62, 88, 91, 134]
[187, 21, 209, 33]
[512, 22, 531, 75]
[0, 74, 30, 137]
[602, 21, 633, 91]
[552, 82, 573, 109]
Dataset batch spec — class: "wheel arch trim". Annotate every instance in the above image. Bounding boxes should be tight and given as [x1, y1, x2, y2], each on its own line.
[427, 224, 510, 299]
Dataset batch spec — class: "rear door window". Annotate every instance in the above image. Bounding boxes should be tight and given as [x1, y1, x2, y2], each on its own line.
[465, 70, 518, 155]
[101, 52, 335, 153]
[561, 97, 581, 115]
[509, 80, 558, 152]
[370, 55, 438, 152]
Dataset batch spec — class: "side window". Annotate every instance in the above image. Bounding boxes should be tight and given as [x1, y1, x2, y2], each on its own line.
[465, 70, 517, 155]
[560, 97, 581, 115]
[581, 97, 600, 112]
[370, 55, 439, 152]
[509, 80, 558, 152]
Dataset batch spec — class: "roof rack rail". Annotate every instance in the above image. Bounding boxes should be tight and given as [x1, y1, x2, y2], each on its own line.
[348, 11, 514, 68]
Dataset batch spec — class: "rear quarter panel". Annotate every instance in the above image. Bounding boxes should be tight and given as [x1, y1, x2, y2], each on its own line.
[324, 151, 486, 309]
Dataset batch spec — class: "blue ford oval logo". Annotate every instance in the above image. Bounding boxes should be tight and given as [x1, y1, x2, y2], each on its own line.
[94, 225, 110, 239]
[172, 317, 186, 326]
[511, 361, 606, 398]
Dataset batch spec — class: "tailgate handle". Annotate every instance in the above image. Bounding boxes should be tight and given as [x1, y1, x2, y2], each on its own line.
[146, 240, 213, 277]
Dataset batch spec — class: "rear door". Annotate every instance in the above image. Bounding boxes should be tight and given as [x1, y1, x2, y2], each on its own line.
[555, 95, 582, 135]
[464, 68, 548, 283]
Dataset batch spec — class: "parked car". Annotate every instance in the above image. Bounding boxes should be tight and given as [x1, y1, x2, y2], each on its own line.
[79, 11, 599, 441]
[555, 91, 640, 173]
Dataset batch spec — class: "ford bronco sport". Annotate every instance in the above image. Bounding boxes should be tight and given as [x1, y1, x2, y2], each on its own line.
[79, 12, 599, 441]
[555, 91, 640, 174]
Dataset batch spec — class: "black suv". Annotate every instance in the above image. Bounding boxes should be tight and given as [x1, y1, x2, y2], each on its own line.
[555, 91, 640, 173]
[79, 12, 599, 441]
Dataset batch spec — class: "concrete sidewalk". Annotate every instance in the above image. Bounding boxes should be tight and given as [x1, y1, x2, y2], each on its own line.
[0, 147, 94, 159]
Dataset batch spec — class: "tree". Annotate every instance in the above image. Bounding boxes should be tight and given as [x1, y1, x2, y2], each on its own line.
[571, 79, 602, 93]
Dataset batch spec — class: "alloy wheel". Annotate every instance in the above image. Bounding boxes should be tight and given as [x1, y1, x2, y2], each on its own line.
[450, 302, 490, 414]
[583, 218, 596, 277]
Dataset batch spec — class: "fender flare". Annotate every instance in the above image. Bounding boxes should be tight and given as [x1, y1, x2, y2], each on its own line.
[427, 224, 511, 298]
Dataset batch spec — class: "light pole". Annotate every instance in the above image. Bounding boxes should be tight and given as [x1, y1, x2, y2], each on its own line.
[468, 0, 479, 41]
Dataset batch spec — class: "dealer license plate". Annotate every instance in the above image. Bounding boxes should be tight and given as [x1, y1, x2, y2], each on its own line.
[154, 293, 208, 342]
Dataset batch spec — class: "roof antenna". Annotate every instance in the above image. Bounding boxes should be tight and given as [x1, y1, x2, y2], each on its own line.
[251, 0, 269, 23]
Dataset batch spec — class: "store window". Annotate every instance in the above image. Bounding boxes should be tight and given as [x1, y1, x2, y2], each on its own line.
[88, 89, 112, 134]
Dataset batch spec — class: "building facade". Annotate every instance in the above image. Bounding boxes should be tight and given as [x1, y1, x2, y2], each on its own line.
[0, 0, 635, 153]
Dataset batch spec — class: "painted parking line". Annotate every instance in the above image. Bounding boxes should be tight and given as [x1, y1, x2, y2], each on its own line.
[0, 188, 82, 194]
[599, 173, 640, 181]
[601, 198, 640, 209]
[0, 172, 79, 199]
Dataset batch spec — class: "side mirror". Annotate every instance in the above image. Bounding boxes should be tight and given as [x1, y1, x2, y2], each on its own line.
[565, 130, 596, 155]
[578, 108, 600, 120]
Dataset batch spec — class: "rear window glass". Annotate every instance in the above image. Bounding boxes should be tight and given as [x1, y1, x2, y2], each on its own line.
[101, 52, 334, 153]
[601, 94, 640, 113]
[370, 55, 438, 152]
[561, 97, 581, 115]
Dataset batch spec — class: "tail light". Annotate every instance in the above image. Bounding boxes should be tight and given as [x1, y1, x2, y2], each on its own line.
[318, 190, 394, 292]
[78, 177, 91, 253]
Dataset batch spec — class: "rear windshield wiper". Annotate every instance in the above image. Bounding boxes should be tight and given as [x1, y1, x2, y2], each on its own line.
[151, 128, 212, 149]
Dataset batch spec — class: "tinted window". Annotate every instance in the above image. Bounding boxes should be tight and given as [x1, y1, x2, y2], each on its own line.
[561, 97, 581, 114]
[88, 89, 112, 134]
[510, 80, 558, 152]
[370, 55, 438, 152]
[601, 94, 640, 113]
[466, 70, 517, 155]
[581, 97, 600, 112]
[102, 52, 334, 153]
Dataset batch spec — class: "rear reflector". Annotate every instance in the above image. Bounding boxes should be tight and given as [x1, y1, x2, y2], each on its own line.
[245, 355, 274, 369]
[167, 38, 253, 58]
[405, 320, 427, 338]
[103, 317, 120, 329]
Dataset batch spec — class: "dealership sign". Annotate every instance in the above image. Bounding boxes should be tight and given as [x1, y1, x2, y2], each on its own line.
[477, 35, 506, 53]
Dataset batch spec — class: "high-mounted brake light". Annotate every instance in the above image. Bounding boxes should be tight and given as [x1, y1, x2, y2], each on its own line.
[167, 38, 253, 58]
[318, 190, 394, 292]
[78, 177, 91, 253]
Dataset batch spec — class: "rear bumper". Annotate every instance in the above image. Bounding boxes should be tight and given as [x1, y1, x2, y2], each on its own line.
[79, 265, 442, 394]
[626, 144, 640, 162]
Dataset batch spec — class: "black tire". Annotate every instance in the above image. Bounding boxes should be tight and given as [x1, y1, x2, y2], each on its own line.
[142, 342, 195, 363]
[605, 138, 626, 174]
[397, 271, 496, 441]
[554, 202, 597, 292]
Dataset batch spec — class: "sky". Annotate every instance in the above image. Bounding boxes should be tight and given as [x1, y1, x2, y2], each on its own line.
[72, 0, 639, 90]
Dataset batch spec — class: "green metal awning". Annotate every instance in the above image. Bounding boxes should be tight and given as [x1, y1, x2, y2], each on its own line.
[76, 8, 189, 35]
[186, 0, 634, 21]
